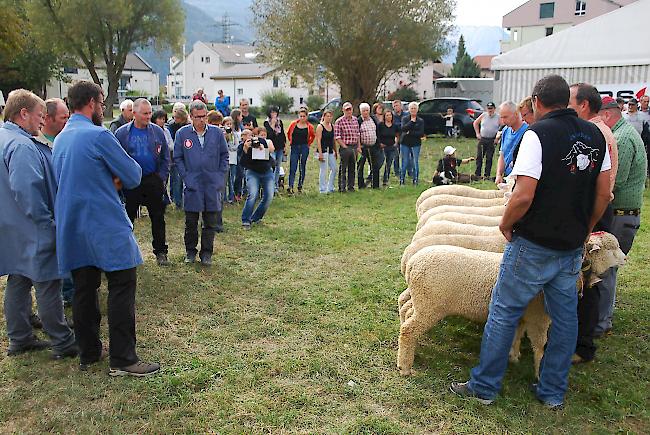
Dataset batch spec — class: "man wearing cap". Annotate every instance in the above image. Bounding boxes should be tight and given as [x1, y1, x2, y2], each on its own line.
[596, 95, 647, 337]
[472, 102, 500, 179]
[432, 146, 475, 185]
[495, 101, 528, 185]
[623, 98, 650, 135]
[334, 102, 361, 192]
[110, 99, 134, 133]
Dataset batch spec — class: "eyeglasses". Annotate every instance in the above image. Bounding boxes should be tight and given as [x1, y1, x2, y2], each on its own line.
[95, 99, 106, 109]
[192, 114, 207, 119]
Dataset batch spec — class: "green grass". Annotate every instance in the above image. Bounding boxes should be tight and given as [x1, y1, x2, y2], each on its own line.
[1, 136, 648, 434]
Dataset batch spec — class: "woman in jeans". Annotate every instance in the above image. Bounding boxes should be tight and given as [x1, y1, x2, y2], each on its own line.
[222, 116, 240, 203]
[315, 109, 337, 193]
[400, 102, 425, 185]
[231, 109, 245, 200]
[379, 110, 400, 186]
[240, 129, 275, 230]
[264, 106, 286, 192]
[286, 108, 315, 194]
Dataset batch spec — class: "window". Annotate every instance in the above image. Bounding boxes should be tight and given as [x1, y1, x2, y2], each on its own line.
[63, 67, 78, 74]
[201, 56, 204, 62]
[272, 76, 279, 88]
[545, 27, 553, 36]
[417, 100, 436, 113]
[290, 76, 298, 88]
[513, 29, 518, 41]
[299, 97, 304, 105]
[205, 56, 210, 63]
[237, 88, 243, 95]
[539, 2, 554, 19]
[249, 98, 253, 105]
[201, 72, 204, 78]
[575, 1, 586, 16]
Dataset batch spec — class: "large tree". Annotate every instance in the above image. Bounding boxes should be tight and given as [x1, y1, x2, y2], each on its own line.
[253, 0, 454, 107]
[449, 35, 481, 78]
[27, 0, 184, 115]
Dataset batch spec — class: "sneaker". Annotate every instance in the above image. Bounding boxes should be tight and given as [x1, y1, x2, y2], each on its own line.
[529, 383, 564, 410]
[51, 344, 79, 360]
[593, 327, 612, 338]
[29, 313, 43, 329]
[297, 186, 303, 193]
[7, 336, 51, 356]
[199, 254, 212, 266]
[184, 253, 196, 264]
[287, 188, 294, 195]
[109, 360, 161, 377]
[79, 348, 109, 371]
[242, 223, 251, 231]
[156, 253, 170, 266]
[449, 381, 494, 405]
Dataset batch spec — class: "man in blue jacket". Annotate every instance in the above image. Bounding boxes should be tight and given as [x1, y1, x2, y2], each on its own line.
[174, 100, 229, 266]
[53, 81, 160, 376]
[0, 89, 76, 359]
[115, 99, 171, 266]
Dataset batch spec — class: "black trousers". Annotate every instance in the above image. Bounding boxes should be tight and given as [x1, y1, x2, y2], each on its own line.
[184, 211, 220, 257]
[357, 146, 372, 188]
[71, 266, 138, 367]
[338, 146, 357, 191]
[475, 137, 496, 177]
[125, 174, 167, 255]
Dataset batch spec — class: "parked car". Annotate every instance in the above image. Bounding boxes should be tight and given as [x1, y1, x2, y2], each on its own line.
[417, 98, 483, 138]
[308, 98, 341, 123]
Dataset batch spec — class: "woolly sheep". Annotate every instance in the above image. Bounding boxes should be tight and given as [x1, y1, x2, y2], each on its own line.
[400, 234, 506, 275]
[412, 221, 501, 243]
[416, 205, 505, 231]
[419, 212, 501, 230]
[417, 194, 506, 219]
[416, 185, 505, 210]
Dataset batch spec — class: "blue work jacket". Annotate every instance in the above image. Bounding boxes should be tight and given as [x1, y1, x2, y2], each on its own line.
[114, 121, 170, 182]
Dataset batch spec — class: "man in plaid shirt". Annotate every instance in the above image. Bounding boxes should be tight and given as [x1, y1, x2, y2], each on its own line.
[334, 101, 361, 192]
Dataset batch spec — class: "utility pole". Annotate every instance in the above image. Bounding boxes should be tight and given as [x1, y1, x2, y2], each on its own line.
[222, 13, 232, 45]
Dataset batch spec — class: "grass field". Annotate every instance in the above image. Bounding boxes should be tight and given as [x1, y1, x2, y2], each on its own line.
[0, 136, 648, 434]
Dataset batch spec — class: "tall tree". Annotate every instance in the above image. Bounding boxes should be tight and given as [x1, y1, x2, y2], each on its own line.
[450, 35, 481, 78]
[253, 0, 454, 107]
[27, 0, 184, 115]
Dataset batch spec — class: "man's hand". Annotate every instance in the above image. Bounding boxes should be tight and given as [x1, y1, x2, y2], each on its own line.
[113, 176, 123, 191]
[495, 174, 504, 185]
[499, 222, 513, 241]
[318, 152, 325, 162]
[476, 133, 482, 140]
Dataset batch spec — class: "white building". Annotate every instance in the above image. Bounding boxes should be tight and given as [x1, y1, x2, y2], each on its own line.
[492, 0, 650, 104]
[47, 53, 159, 100]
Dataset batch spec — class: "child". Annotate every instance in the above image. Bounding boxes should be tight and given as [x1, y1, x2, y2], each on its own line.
[444, 107, 454, 137]
[222, 116, 240, 203]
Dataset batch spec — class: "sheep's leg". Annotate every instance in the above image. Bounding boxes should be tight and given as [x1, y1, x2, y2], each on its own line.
[399, 300, 413, 324]
[509, 321, 525, 363]
[398, 288, 411, 310]
[526, 321, 550, 380]
[397, 311, 441, 376]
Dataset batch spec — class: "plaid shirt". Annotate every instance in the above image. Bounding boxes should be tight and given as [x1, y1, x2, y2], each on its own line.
[359, 116, 377, 145]
[334, 115, 360, 146]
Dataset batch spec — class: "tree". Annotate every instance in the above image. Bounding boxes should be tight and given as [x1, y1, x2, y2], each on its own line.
[389, 86, 419, 102]
[253, 0, 453, 107]
[27, 0, 184, 116]
[261, 89, 294, 114]
[305, 94, 325, 111]
[449, 35, 481, 78]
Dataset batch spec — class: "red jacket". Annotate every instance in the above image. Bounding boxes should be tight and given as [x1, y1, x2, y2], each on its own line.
[287, 120, 315, 146]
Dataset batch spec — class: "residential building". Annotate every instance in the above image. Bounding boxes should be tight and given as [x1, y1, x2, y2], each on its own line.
[501, 0, 637, 53]
[473, 55, 497, 78]
[47, 53, 159, 100]
[380, 62, 452, 100]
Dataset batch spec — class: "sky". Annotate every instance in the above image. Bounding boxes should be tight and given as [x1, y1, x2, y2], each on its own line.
[454, 0, 528, 26]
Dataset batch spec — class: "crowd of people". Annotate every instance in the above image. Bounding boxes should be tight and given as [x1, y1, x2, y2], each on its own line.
[0, 74, 647, 413]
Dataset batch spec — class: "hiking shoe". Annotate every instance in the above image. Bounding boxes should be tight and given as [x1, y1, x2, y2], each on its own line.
[109, 360, 161, 377]
[242, 223, 251, 231]
[184, 253, 196, 264]
[51, 344, 79, 360]
[287, 188, 294, 195]
[79, 348, 109, 371]
[29, 313, 43, 329]
[156, 253, 170, 266]
[449, 381, 494, 405]
[530, 383, 564, 410]
[7, 336, 51, 356]
[199, 254, 212, 266]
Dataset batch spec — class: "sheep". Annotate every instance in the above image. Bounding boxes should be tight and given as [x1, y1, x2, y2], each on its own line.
[416, 205, 505, 231]
[412, 221, 501, 243]
[417, 194, 506, 219]
[400, 234, 506, 275]
[419, 212, 502, 230]
[396, 232, 627, 377]
[416, 185, 505, 210]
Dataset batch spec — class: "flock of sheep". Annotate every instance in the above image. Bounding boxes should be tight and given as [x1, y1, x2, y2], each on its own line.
[396, 183, 627, 377]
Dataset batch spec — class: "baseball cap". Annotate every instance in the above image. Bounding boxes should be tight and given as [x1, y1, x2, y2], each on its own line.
[444, 146, 456, 155]
[628, 97, 638, 105]
[601, 96, 619, 110]
[342, 101, 353, 110]
[486, 102, 496, 108]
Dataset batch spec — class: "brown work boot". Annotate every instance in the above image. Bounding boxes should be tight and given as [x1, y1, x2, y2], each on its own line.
[109, 360, 161, 377]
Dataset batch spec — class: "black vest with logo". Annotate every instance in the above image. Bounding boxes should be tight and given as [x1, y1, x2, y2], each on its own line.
[513, 109, 606, 250]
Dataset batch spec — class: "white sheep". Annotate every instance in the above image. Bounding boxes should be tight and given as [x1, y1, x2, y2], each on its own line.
[417, 194, 506, 219]
[416, 185, 505, 210]
[419, 212, 502, 230]
[416, 205, 505, 231]
[412, 221, 502, 243]
[396, 232, 626, 377]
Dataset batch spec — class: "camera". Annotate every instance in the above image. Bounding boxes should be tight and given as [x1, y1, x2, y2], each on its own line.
[225, 127, 232, 134]
[251, 137, 260, 147]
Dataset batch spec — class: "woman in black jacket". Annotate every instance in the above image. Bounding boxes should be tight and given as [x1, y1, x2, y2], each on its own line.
[264, 106, 286, 192]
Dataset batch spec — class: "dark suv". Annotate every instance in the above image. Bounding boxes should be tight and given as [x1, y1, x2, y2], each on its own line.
[417, 98, 484, 138]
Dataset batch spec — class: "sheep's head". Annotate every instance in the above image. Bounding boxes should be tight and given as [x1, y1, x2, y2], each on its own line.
[584, 232, 626, 284]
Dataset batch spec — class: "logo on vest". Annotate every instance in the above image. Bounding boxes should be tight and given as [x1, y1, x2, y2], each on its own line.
[184, 139, 193, 149]
[156, 144, 162, 155]
[562, 141, 599, 174]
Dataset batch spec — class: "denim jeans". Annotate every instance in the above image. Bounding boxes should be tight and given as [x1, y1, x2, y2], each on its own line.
[227, 164, 237, 202]
[468, 236, 583, 405]
[318, 152, 337, 193]
[242, 169, 275, 224]
[169, 164, 183, 208]
[289, 144, 309, 189]
[383, 146, 397, 184]
[61, 275, 75, 305]
[400, 144, 421, 184]
[273, 148, 284, 190]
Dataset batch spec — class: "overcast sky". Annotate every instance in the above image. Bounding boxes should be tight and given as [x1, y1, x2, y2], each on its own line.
[454, 0, 528, 26]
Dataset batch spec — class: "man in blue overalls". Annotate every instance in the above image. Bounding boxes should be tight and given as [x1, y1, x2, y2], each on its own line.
[174, 100, 229, 266]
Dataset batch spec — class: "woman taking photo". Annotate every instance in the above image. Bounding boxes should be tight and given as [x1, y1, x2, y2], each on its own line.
[264, 106, 286, 192]
[315, 109, 337, 194]
[240, 129, 275, 230]
[378, 110, 399, 186]
[286, 108, 315, 194]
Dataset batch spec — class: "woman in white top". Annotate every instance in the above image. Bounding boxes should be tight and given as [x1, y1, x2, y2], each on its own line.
[315, 109, 337, 193]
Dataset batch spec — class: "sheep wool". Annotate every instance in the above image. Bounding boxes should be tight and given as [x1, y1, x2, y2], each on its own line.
[416, 185, 505, 210]
[417, 212, 502, 231]
[417, 205, 505, 231]
[417, 194, 506, 219]
[412, 221, 501, 243]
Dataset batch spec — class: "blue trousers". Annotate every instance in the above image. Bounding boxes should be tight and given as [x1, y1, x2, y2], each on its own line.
[169, 164, 183, 208]
[289, 144, 309, 189]
[242, 169, 275, 225]
[400, 144, 421, 184]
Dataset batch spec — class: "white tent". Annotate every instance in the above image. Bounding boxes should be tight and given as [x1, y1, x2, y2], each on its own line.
[492, 0, 650, 103]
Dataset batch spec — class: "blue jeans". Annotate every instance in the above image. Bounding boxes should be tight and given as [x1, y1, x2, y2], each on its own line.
[468, 236, 583, 405]
[169, 164, 183, 208]
[383, 147, 397, 183]
[61, 275, 75, 305]
[227, 164, 237, 202]
[318, 152, 337, 193]
[242, 169, 275, 224]
[273, 148, 284, 189]
[400, 144, 421, 184]
[289, 144, 309, 189]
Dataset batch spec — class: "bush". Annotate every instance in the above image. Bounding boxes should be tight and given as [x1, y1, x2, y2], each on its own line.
[261, 89, 294, 114]
[248, 106, 263, 118]
[388, 86, 419, 102]
[305, 94, 325, 111]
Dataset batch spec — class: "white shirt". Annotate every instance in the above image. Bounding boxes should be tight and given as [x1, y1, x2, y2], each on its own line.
[623, 111, 650, 135]
[511, 130, 611, 180]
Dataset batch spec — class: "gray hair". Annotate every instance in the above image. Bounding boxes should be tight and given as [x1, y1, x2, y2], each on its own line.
[189, 100, 207, 114]
[119, 99, 133, 111]
[359, 102, 370, 111]
[133, 98, 151, 112]
[499, 101, 517, 113]
[172, 102, 186, 114]
[239, 98, 250, 105]
[45, 98, 66, 118]
[408, 101, 419, 110]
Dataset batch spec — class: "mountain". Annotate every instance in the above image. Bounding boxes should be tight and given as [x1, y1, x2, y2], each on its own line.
[443, 25, 508, 63]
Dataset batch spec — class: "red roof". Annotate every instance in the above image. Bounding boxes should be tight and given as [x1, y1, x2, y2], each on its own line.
[473, 55, 496, 70]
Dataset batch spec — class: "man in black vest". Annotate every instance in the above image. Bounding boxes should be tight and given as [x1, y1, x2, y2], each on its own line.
[450, 75, 612, 409]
